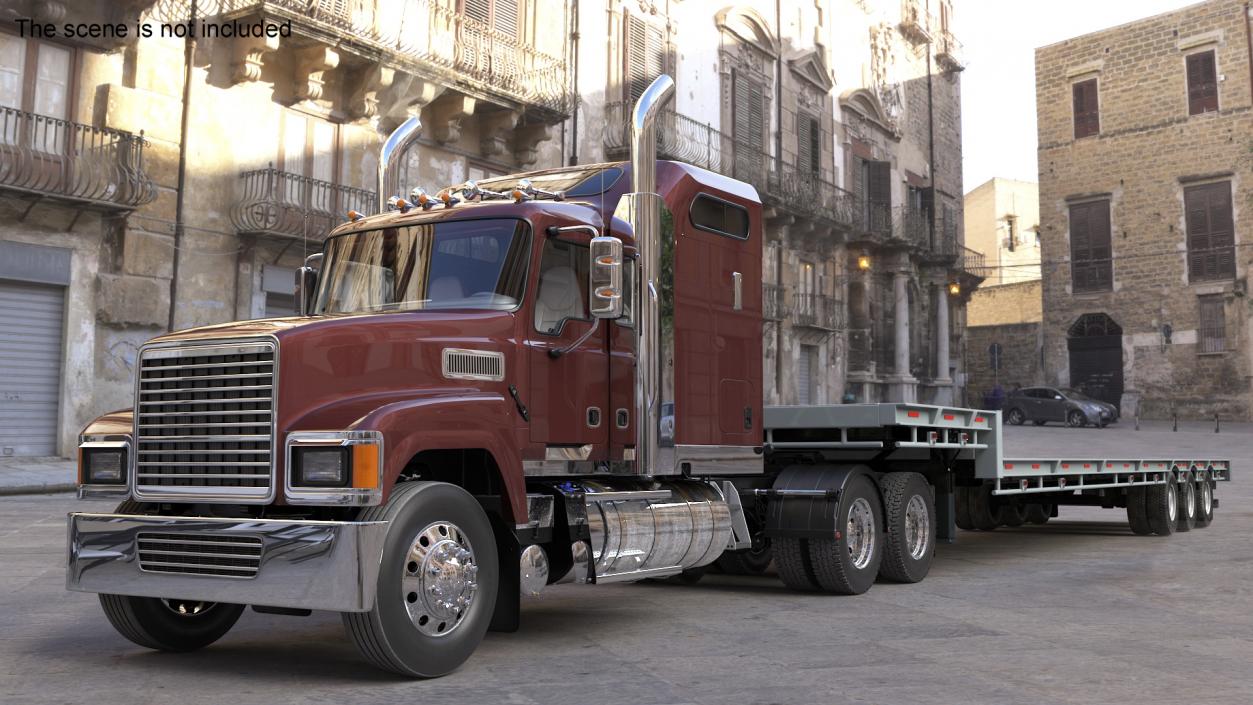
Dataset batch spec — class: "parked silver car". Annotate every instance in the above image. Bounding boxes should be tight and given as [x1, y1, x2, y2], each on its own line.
[1004, 386, 1118, 428]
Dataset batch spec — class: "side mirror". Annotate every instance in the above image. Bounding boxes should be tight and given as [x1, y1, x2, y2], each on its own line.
[296, 253, 322, 317]
[589, 235, 624, 319]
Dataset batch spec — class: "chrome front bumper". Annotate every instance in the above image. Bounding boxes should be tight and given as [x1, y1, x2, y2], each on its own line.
[67, 513, 388, 612]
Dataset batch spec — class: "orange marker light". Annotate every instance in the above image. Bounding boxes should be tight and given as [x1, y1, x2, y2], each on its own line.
[352, 444, 380, 489]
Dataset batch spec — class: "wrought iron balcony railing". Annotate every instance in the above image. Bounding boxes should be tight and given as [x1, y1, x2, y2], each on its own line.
[0, 107, 155, 211]
[763, 283, 788, 321]
[936, 29, 965, 71]
[961, 246, 986, 275]
[604, 102, 857, 231]
[148, 0, 568, 114]
[231, 166, 375, 241]
[792, 293, 843, 331]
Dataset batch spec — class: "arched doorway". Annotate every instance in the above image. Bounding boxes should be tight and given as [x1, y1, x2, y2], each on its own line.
[1067, 313, 1123, 410]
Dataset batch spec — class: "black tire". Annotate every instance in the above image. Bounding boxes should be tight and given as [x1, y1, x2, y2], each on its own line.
[1144, 480, 1177, 537]
[1126, 486, 1152, 535]
[716, 534, 773, 575]
[1000, 503, 1029, 528]
[1066, 410, 1086, 428]
[343, 482, 499, 678]
[1194, 480, 1214, 528]
[774, 537, 819, 591]
[1024, 503, 1052, 525]
[1175, 479, 1197, 532]
[968, 483, 1003, 531]
[806, 475, 883, 595]
[1032, 420, 1046, 426]
[954, 485, 974, 531]
[1006, 407, 1026, 425]
[97, 499, 245, 653]
[878, 472, 934, 583]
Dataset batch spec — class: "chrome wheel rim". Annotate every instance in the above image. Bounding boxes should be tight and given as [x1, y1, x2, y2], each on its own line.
[1201, 482, 1213, 515]
[846, 497, 876, 570]
[402, 521, 478, 638]
[1183, 482, 1196, 517]
[1167, 483, 1177, 521]
[161, 599, 215, 617]
[1068, 411, 1083, 427]
[904, 494, 929, 560]
[1009, 410, 1023, 424]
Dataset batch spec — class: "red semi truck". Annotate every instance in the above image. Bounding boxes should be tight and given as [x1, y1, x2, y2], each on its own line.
[67, 77, 1229, 677]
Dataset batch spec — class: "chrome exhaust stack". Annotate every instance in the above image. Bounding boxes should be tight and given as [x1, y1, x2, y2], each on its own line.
[378, 117, 422, 212]
[624, 74, 674, 474]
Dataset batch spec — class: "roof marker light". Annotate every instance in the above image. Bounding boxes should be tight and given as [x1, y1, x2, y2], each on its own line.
[347, 210, 364, 222]
[386, 195, 412, 213]
[410, 187, 436, 210]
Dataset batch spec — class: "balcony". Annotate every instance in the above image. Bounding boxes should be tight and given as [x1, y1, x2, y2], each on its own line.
[935, 30, 965, 72]
[792, 293, 844, 331]
[960, 246, 986, 276]
[764, 283, 788, 321]
[230, 166, 375, 241]
[0, 107, 155, 212]
[899, 0, 932, 43]
[604, 102, 857, 231]
[156, 0, 569, 116]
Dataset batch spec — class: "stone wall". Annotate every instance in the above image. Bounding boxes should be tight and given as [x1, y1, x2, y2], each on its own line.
[968, 280, 1042, 327]
[966, 322, 1044, 409]
[1035, 0, 1253, 419]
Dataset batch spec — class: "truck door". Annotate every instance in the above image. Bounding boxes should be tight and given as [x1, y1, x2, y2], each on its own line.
[526, 237, 610, 450]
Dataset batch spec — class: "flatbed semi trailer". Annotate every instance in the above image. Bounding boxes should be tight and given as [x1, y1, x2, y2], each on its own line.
[65, 76, 1230, 677]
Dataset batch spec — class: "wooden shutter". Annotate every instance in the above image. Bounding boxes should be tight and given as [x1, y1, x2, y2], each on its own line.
[796, 115, 820, 177]
[462, 0, 517, 37]
[1186, 51, 1218, 115]
[1068, 200, 1111, 291]
[732, 71, 765, 183]
[625, 14, 664, 103]
[1185, 182, 1234, 282]
[867, 160, 890, 206]
[1072, 79, 1099, 138]
[1198, 295, 1225, 353]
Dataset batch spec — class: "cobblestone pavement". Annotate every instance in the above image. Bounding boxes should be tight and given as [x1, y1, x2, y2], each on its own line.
[1, 420, 1249, 704]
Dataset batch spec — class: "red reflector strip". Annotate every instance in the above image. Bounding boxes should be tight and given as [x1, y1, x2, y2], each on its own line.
[1031, 463, 1040, 469]
[1123, 463, 1130, 468]
[943, 414, 955, 421]
[1004, 463, 1014, 469]
[975, 416, 985, 423]
[1083, 463, 1091, 469]
[1062, 463, 1070, 469]
[1105, 463, 1112, 468]
[907, 411, 920, 418]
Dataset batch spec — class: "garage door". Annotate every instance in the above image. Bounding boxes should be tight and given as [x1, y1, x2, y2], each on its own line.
[0, 279, 65, 456]
[796, 346, 812, 405]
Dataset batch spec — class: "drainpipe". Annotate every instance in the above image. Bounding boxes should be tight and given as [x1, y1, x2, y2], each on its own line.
[629, 74, 676, 474]
[1245, 3, 1252, 108]
[167, 0, 197, 332]
[567, 0, 579, 166]
[926, 29, 936, 251]
[378, 117, 423, 211]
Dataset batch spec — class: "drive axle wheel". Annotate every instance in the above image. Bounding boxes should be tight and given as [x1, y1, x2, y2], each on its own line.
[1175, 479, 1197, 532]
[1144, 479, 1178, 537]
[344, 481, 498, 678]
[1194, 480, 1214, 528]
[806, 474, 883, 595]
[878, 472, 934, 583]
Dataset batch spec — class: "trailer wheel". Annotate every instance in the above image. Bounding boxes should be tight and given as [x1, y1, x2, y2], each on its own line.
[806, 475, 883, 595]
[968, 483, 1003, 531]
[343, 481, 498, 678]
[1024, 503, 1052, 525]
[1006, 407, 1026, 425]
[1144, 479, 1177, 537]
[878, 473, 934, 583]
[1194, 480, 1214, 528]
[1125, 486, 1152, 535]
[775, 538, 819, 591]
[1175, 480, 1197, 532]
[954, 486, 974, 531]
[716, 534, 773, 575]
[1000, 503, 1029, 528]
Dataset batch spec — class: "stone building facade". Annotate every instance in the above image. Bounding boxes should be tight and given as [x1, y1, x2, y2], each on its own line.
[1035, 0, 1253, 419]
[576, 0, 977, 407]
[0, 0, 972, 458]
[964, 177, 1040, 286]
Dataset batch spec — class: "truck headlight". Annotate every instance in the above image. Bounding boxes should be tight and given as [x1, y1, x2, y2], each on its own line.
[77, 440, 131, 498]
[285, 431, 383, 505]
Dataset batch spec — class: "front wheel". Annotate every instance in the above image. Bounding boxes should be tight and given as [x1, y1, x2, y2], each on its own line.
[1006, 408, 1026, 426]
[1067, 410, 1086, 428]
[99, 595, 244, 652]
[344, 481, 499, 678]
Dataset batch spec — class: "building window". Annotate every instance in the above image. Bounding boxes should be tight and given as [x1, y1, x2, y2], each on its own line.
[797, 113, 821, 178]
[1072, 78, 1099, 139]
[460, 0, 520, 39]
[624, 13, 665, 103]
[1068, 200, 1111, 292]
[1005, 215, 1018, 252]
[0, 32, 73, 147]
[731, 69, 766, 181]
[1198, 295, 1225, 353]
[860, 159, 892, 231]
[1186, 50, 1218, 115]
[1185, 181, 1234, 282]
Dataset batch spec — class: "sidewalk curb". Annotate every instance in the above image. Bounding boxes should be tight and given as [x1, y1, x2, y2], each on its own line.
[0, 483, 76, 497]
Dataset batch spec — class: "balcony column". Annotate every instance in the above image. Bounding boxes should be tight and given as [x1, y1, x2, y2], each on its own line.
[887, 263, 917, 402]
[934, 283, 954, 405]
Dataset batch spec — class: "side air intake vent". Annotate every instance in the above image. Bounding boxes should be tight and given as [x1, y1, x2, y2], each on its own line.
[442, 348, 505, 382]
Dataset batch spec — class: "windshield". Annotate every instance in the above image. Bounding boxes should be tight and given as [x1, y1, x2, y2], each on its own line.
[314, 219, 531, 315]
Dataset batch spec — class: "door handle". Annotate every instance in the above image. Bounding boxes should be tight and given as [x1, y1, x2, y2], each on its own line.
[732, 271, 742, 311]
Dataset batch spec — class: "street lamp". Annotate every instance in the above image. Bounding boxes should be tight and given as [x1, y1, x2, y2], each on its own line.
[857, 252, 871, 270]
[948, 281, 961, 295]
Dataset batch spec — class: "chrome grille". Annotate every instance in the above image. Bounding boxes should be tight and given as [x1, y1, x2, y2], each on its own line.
[136, 532, 263, 578]
[133, 340, 276, 502]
